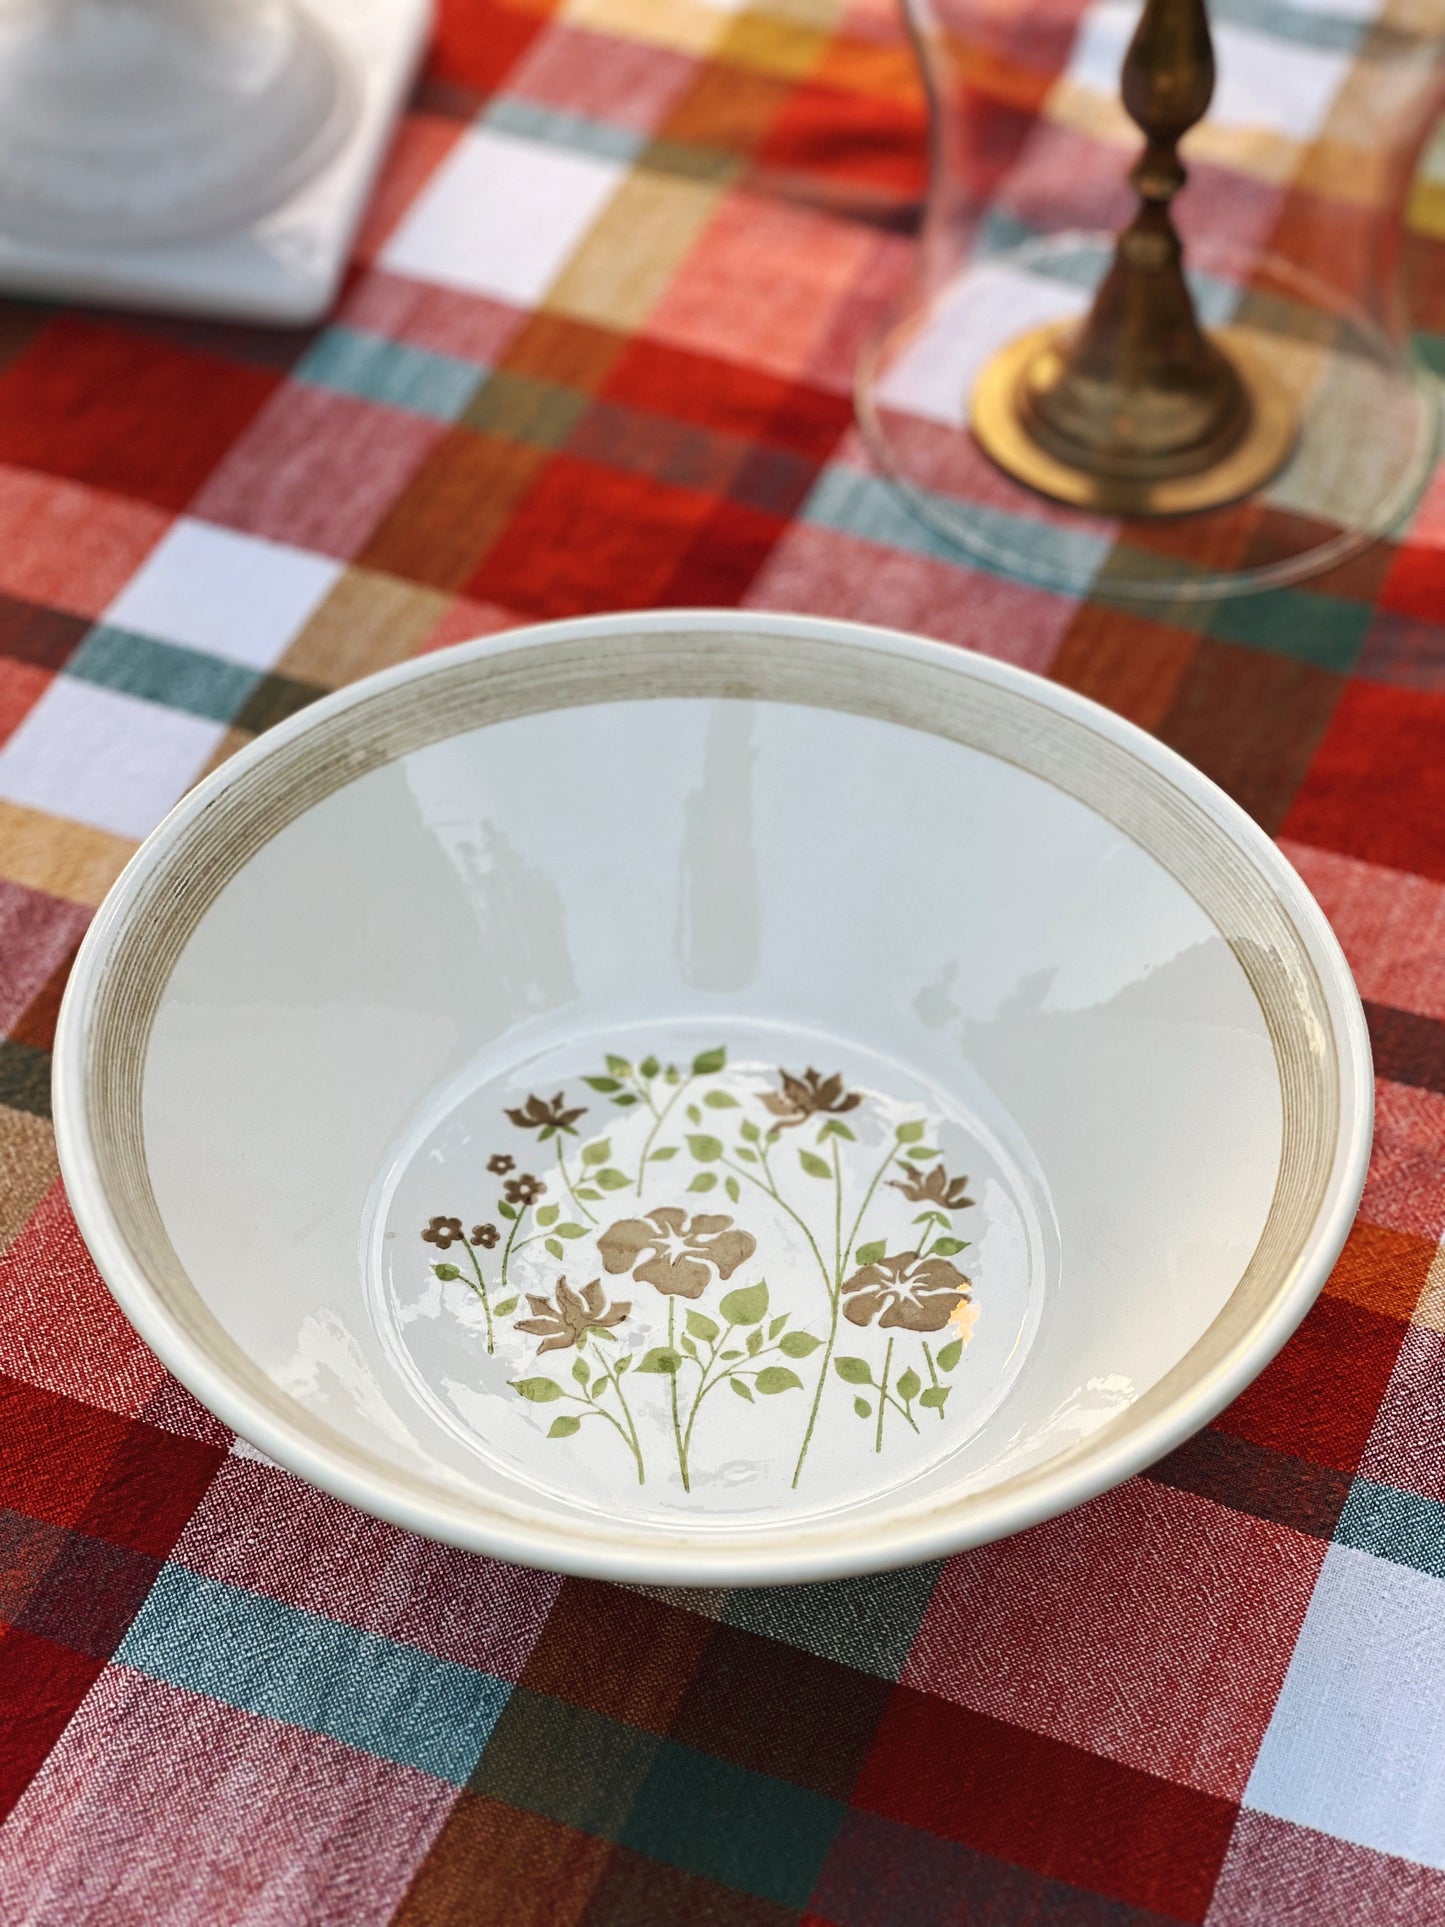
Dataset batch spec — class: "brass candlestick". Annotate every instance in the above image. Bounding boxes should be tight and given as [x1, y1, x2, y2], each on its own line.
[970, 0, 1297, 517]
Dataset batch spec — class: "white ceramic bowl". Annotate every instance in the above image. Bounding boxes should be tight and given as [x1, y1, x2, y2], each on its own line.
[55, 611, 1372, 1584]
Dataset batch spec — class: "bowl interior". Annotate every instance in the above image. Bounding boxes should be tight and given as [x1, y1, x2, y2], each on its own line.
[64, 620, 1360, 1581]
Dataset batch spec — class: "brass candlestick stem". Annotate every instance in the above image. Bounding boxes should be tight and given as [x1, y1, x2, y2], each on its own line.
[970, 0, 1297, 517]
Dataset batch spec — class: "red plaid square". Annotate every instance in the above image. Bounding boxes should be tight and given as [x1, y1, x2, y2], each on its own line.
[0, 320, 279, 512]
[907, 1478, 1323, 1800]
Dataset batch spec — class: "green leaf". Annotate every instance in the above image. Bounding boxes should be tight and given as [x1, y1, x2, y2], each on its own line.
[686, 1104, 701, 1125]
[855, 1240, 886, 1268]
[746, 1328, 763, 1356]
[605, 1054, 633, 1077]
[687, 1134, 723, 1162]
[545, 1237, 563, 1259]
[740, 1119, 760, 1143]
[730, 1376, 754, 1401]
[799, 1149, 831, 1179]
[536, 1202, 560, 1227]
[688, 1172, 718, 1193]
[754, 1366, 803, 1395]
[648, 1146, 678, 1163]
[511, 1377, 563, 1403]
[721, 1348, 743, 1360]
[665, 1065, 681, 1084]
[638, 1348, 682, 1375]
[498, 1200, 518, 1221]
[936, 1340, 963, 1372]
[725, 1175, 740, 1203]
[930, 1236, 967, 1256]
[853, 1397, 872, 1418]
[576, 1187, 601, 1202]
[432, 1263, 461, 1281]
[572, 1357, 589, 1386]
[693, 1046, 726, 1075]
[769, 1315, 787, 1338]
[686, 1309, 720, 1343]
[596, 1167, 630, 1189]
[556, 1222, 586, 1240]
[720, 1280, 768, 1325]
[919, 1386, 949, 1409]
[835, 1356, 873, 1385]
[734, 1146, 757, 1164]
[819, 1118, 855, 1140]
[581, 1138, 610, 1167]
[640, 1055, 660, 1079]
[907, 1146, 940, 1161]
[548, 1414, 582, 1438]
[897, 1120, 925, 1143]
[897, 1367, 922, 1403]
[583, 1076, 621, 1093]
[492, 1296, 518, 1317]
[613, 1092, 639, 1107]
[681, 1335, 697, 1359]
[703, 1089, 739, 1108]
[779, 1331, 822, 1357]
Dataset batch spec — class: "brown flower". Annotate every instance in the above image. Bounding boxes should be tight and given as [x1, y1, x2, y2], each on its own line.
[487, 1153, 515, 1176]
[515, 1277, 631, 1353]
[471, 1223, 499, 1249]
[422, 1215, 465, 1250]
[504, 1173, 545, 1208]
[841, 1250, 970, 1331]
[504, 1092, 586, 1139]
[598, 1208, 756, 1299]
[761, 1067, 861, 1129]
[889, 1163, 975, 1212]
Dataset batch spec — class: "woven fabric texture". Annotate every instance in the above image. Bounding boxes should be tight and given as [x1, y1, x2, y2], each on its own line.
[0, 0, 1443, 1921]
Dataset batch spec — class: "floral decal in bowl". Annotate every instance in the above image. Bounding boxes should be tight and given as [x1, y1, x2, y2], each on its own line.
[421, 1048, 980, 1490]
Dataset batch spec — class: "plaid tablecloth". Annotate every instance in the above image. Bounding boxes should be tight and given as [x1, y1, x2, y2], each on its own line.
[1, 0, 1443, 1920]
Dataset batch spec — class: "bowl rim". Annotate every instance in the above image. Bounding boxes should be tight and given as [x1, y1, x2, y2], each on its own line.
[53, 608, 1374, 1584]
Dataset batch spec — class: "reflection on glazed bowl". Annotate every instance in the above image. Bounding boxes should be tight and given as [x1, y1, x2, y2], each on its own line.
[54, 611, 1371, 1584]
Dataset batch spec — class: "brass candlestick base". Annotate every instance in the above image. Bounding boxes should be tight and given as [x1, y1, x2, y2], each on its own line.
[970, 0, 1297, 517]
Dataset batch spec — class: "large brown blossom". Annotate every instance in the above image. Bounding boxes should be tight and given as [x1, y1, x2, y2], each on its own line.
[840, 1250, 970, 1332]
[422, 1215, 465, 1250]
[515, 1278, 631, 1353]
[598, 1208, 756, 1299]
[503, 1173, 545, 1208]
[889, 1163, 975, 1212]
[504, 1092, 586, 1139]
[760, 1068, 861, 1129]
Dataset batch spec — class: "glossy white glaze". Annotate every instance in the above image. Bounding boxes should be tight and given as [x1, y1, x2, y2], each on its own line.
[54, 612, 1371, 1582]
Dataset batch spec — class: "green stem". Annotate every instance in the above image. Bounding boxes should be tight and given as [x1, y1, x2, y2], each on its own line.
[875, 1337, 894, 1453]
[791, 1292, 839, 1488]
[831, 1135, 844, 1283]
[667, 1300, 689, 1491]
[725, 1152, 833, 1300]
[458, 1239, 495, 1352]
[499, 1209, 523, 1302]
[679, 1323, 730, 1475]
[563, 1386, 640, 1474]
[636, 1075, 692, 1194]
[844, 1137, 902, 1272]
[601, 1364, 644, 1483]
[923, 1340, 946, 1421]
[556, 1138, 596, 1225]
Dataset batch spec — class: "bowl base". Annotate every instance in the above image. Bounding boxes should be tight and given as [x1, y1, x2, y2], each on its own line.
[367, 1016, 1051, 1528]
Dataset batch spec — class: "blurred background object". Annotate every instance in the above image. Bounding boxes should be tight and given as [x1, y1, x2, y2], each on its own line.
[0, 0, 429, 321]
[857, 0, 1445, 601]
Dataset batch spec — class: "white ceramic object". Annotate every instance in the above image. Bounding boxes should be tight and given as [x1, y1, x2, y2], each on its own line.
[0, 0, 428, 322]
[54, 611, 1372, 1585]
